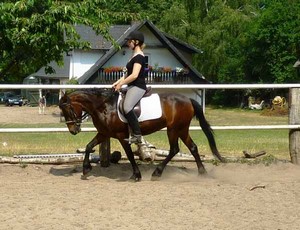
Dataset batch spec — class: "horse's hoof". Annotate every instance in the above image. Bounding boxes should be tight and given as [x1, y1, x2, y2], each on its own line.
[152, 168, 162, 178]
[220, 157, 226, 163]
[83, 165, 92, 175]
[81, 174, 88, 180]
[130, 174, 141, 182]
[198, 168, 207, 175]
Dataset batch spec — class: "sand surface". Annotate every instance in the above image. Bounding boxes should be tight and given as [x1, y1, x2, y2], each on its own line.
[1, 161, 300, 230]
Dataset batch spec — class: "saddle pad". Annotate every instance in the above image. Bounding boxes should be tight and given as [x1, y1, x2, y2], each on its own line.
[117, 93, 162, 123]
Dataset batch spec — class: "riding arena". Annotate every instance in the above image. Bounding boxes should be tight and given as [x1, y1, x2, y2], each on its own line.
[0, 84, 300, 229]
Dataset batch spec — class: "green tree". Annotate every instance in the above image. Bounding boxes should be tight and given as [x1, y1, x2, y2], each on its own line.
[136, 0, 174, 23]
[158, 0, 259, 83]
[244, 0, 300, 83]
[156, 2, 188, 39]
[0, 0, 137, 83]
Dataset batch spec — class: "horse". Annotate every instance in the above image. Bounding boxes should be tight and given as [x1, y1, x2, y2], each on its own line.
[59, 89, 225, 181]
[38, 96, 46, 114]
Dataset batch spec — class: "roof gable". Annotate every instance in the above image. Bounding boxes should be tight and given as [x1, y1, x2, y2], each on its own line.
[78, 20, 209, 84]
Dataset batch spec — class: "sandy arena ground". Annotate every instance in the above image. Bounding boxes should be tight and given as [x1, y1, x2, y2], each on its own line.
[0, 106, 300, 230]
[0, 105, 62, 124]
[0, 162, 300, 230]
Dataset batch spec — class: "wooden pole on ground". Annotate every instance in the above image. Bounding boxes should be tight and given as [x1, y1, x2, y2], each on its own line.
[289, 88, 299, 164]
[99, 138, 111, 167]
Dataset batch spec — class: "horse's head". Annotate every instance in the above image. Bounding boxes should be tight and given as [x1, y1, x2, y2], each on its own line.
[59, 93, 83, 135]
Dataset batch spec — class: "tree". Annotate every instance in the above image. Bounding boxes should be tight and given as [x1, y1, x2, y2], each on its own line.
[244, 0, 300, 83]
[158, 0, 260, 83]
[0, 0, 137, 83]
[156, 2, 188, 39]
[135, 0, 174, 24]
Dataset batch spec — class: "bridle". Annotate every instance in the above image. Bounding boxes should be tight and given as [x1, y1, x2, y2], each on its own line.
[60, 101, 89, 126]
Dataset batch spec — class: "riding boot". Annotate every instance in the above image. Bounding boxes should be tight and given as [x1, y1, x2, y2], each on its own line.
[124, 110, 142, 144]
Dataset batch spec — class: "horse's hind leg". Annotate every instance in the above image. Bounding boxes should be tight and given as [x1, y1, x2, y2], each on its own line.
[181, 134, 206, 175]
[152, 131, 179, 178]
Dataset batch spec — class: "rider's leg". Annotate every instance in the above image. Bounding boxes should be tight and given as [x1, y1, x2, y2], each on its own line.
[124, 110, 142, 143]
[123, 86, 145, 144]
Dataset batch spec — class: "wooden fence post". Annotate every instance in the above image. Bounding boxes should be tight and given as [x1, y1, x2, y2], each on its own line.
[289, 88, 299, 164]
[99, 138, 111, 167]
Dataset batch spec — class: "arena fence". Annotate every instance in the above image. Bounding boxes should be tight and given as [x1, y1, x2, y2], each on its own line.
[1, 84, 300, 164]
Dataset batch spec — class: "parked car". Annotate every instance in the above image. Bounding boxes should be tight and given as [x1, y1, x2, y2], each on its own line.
[0, 91, 15, 103]
[5, 94, 23, 106]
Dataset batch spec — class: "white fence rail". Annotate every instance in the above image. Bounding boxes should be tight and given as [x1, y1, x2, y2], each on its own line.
[0, 125, 300, 133]
[0, 83, 296, 133]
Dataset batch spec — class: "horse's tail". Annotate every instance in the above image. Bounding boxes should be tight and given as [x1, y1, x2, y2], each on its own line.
[190, 99, 225, 163]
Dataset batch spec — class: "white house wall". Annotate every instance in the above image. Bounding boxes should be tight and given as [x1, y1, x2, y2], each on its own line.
[145, 48, 182, 68]
[104, 50, 130, 68]
[70, 49, 103, 79]
[142, 27, 183, 68]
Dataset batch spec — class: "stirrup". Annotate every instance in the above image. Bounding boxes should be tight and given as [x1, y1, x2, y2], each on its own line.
[124, 135, 142, 144]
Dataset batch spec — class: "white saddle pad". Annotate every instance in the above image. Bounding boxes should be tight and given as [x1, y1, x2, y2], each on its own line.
[117, 93, 162, 123]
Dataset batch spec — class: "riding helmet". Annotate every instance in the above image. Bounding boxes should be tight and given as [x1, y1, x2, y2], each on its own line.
[125, 31, 144, 44]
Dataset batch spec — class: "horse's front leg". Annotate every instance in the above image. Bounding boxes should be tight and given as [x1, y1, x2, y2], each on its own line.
[83, 134, 104, 175]
[119, 140, 142, 182]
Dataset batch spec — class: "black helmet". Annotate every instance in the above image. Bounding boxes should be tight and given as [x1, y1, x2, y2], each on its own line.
[125, 31, 144, 43]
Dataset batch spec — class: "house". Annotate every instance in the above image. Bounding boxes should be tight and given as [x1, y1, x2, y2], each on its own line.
[28, 20, 209, 105]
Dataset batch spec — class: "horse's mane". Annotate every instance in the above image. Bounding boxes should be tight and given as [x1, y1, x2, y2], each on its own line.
[68, 88, 118, 103]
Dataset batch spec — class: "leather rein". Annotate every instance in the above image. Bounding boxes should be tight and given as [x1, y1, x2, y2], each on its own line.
[60, 102, 89, 125]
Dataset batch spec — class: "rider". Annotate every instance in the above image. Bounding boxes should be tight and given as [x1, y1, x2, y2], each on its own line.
[112, 31, 147, 144]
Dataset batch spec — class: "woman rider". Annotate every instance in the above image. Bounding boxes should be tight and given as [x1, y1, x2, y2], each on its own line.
[112, 31, 147, 144]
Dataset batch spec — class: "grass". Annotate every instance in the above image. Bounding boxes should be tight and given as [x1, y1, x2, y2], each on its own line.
[0, 106, 291, 161]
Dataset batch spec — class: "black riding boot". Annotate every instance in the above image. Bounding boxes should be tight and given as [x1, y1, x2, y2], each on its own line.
[124, 110, 142, 144]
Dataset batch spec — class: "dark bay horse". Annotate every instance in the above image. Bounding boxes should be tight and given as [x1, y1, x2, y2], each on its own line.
[59, 89, 225, 181]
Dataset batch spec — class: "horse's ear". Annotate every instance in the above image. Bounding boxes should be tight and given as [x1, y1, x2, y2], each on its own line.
[59, 91, 68, 105]
[61, 90, 68, 99]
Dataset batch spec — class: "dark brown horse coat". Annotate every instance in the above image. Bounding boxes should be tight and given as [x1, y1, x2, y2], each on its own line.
[59, 89, 224, 181]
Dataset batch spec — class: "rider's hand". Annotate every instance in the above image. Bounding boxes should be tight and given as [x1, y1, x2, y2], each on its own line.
[114, 83, 122, 91]
[112, 81, 119, 91]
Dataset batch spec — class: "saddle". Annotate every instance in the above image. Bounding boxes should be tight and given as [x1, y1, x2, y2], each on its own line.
[118, 86, 152, 117]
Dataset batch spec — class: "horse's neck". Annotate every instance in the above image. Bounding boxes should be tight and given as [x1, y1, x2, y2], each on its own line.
[76, 94, 116, 115]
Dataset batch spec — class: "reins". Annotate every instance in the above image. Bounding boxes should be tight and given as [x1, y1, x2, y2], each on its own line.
[61, 102, 89, 125]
